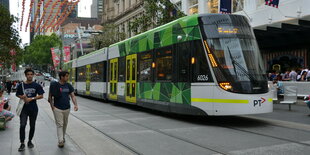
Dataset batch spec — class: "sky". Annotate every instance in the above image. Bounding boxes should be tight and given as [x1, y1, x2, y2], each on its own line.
[10, 0, 30, 47]
[10, 0, 90, 47]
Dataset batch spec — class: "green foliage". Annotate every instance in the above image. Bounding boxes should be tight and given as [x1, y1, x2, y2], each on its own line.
[0, 4, 22, 68]
[91, 24, 126, 50]
[24, 33, 62, 67]
[130, 0, 185, 35]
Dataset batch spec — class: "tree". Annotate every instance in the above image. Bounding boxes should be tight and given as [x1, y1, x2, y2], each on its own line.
[130, 0, 185, 35]
[23, 33, 62, 70]
[0, 4, 22, 69]
[91, 24, 126, 50]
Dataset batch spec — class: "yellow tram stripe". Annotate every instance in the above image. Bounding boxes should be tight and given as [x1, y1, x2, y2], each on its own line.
[191, 98, 249, 104]
[268, 98, 273, 102]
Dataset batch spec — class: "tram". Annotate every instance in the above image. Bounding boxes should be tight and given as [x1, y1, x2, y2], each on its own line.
[63, 14, 273, 116]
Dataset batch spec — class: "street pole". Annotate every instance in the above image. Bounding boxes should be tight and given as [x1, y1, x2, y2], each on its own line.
[76, 27, 84, 56]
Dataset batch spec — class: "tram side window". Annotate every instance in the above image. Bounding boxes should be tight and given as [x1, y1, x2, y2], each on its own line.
[155, 46, 173, 81]
[77, 66, 86, 82]
[192, 40, 213, 82]
[118, 57, 126, 82]
[139, 51, 153, 82]
[176, 42, 191, 82]
[91, 62, 105, 82]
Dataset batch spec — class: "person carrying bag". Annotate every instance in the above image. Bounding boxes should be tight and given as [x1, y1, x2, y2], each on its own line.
[16, 82, 25, 116]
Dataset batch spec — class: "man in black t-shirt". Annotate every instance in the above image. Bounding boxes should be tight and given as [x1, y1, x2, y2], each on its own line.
[16, 69, 44, 152]
[48, 71, 78, 148]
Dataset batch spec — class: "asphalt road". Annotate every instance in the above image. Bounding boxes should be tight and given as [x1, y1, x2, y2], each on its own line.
[69, 94, 310, 155]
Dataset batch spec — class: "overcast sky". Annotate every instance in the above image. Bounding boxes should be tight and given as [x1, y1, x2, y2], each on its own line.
[10, 0, 30, 47]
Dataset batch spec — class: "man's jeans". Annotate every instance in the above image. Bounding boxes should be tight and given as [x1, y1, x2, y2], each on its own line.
[20, 109, 38, 143]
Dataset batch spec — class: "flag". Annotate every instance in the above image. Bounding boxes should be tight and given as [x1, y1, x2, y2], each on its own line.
[51, 48, 60, 68]
[220, 0, 232, 14]
[265, 0, 280, 8]
[63, 46, 71, 63]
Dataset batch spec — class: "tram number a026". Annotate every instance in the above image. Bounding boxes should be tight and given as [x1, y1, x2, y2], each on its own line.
[197, 75, 209, 82]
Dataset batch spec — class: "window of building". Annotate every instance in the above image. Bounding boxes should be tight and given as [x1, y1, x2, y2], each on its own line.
[188, 0, 198, 15]
[155, 47, 173, 81]
[139, 51, 153, 82]
[207, 0, 218, 13]
[77, 66, 86, 82]
[233, 0, 244, 12]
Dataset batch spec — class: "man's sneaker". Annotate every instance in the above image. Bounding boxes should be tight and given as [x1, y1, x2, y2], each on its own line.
[18, 143, 25, 152]
[58, 141, 64, 148]
[63, 138, 65, 143]
[28, 141, 34, 148]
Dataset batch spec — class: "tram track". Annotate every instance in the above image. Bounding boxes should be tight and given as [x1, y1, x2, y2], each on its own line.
[72, 97, 310, 154]
[72, 103, 230, 155]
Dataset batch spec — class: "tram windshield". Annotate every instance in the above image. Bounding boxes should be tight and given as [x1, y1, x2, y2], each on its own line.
[200, 16, 268, 94]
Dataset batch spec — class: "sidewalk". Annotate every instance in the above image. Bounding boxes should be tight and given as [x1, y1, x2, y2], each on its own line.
[0, 91, 135, 155]
[0, 92, 84, 155]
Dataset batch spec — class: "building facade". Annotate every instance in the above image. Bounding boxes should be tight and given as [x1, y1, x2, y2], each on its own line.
[102, 0, 144, 38]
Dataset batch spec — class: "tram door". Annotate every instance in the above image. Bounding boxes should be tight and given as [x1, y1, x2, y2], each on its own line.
[126, 54, 137, 103]
[109, 58, 118, 100]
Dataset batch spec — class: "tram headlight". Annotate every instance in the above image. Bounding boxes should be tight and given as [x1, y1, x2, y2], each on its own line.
[219, 82, 232, 91]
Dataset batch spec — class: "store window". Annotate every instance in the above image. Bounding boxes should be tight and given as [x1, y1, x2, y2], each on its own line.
[207, 0, 218, 13]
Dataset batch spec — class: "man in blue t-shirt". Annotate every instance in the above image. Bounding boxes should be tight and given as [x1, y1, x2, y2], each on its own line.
[48, 71, 78, 148]
[16, 69, 44, 152]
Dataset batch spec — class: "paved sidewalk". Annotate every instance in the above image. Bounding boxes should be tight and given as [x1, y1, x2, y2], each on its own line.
[0, 92, 135, 155]
[0, 93, 84, 155]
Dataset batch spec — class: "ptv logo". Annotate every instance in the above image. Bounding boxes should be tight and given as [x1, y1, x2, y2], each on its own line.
[254, 97, 266, 107]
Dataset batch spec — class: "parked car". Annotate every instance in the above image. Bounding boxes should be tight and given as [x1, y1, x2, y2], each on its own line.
[44, 73, 51, 80]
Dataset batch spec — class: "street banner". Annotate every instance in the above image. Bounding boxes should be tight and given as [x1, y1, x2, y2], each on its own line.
[265, 0, 280, 8]
[51, 48, 60, 68]
[220, 0, 232, 14]
[11, 63, 16, 72]
[63, 46, 71, 63]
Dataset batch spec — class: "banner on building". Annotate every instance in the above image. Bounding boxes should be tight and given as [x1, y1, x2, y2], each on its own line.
[51, 48, 60, 68]
[220, 0, 232, 14]
[63, 46, 71, 63]
[265, 0, 280, 8]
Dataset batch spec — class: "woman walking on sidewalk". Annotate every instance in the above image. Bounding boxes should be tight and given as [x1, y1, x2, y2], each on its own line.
[16, 69, 44, 152]
[48, 71, 78, 148]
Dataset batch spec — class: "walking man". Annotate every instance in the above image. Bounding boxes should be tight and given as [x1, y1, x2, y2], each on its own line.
[16, 69, 44, 152]
[48, 71, 78, 147]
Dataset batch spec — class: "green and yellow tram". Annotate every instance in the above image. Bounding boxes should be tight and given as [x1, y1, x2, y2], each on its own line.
[64, 14, 272, 115]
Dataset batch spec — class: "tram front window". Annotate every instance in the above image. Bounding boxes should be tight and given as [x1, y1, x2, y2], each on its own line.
[200, 16, 268, 94]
